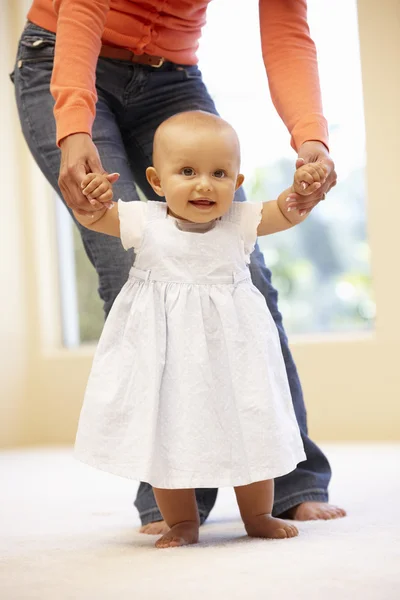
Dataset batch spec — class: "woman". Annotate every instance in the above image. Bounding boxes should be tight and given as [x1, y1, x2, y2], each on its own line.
[11, 0, 344, 533]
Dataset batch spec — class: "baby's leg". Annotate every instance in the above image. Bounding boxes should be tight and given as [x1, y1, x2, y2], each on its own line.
[152, 487, 200, 549]
[234, 480, 298, 539]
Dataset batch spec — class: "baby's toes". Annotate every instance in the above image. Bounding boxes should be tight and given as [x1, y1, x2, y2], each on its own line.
[286, 523, 299, 538]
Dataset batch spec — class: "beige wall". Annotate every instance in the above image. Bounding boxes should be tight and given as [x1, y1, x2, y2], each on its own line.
[1, 1, 29, 447]
[1, 0, 399, 448]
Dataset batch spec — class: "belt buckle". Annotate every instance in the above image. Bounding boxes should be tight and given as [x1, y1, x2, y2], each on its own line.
[152, 56, 165, 68]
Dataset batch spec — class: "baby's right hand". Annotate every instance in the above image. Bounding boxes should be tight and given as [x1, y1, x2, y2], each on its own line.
[81, 172, 120, 210]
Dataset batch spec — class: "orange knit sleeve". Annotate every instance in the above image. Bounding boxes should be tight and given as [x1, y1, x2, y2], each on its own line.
[51, 0, 110, 145]
[259, 0, 329, 151]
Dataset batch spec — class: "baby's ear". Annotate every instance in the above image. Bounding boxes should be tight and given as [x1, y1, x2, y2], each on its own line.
[146, 167, 164, 197]
[235, 173, 245, 190]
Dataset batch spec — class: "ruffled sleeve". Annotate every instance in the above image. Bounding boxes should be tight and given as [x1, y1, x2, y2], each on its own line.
[118, 200, 148, 250]
[237, 202, 263, 262]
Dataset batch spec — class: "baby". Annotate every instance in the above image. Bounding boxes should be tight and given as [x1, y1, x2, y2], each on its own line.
[73, 111, 327, 549]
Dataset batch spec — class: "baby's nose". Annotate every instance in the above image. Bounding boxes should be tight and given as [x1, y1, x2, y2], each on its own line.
[196, 176, 213, 192]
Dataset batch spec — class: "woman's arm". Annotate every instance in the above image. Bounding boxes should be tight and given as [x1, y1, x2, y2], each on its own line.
[259, 0, 328, 152]
[52, 0, 110, 145]
[51, 1, 111, 215]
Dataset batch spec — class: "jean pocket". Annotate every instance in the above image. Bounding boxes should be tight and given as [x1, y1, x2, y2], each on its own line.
[18, 33, 56, 63]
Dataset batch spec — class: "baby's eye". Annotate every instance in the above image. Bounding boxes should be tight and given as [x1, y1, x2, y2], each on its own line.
[181, 167, 195, 176]
[213, 170, 226, 178]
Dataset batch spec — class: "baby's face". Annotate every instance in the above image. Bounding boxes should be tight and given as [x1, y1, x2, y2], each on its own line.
[149, 127, 244, 223]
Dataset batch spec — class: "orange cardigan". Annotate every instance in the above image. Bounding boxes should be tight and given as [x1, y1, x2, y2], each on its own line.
[27, 0, 328, 150]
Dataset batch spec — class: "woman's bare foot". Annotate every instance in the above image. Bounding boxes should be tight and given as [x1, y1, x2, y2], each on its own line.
[155, 521, 199, 549]
[244, 514, 298, 539]
[286, 502, 346, 521]
[139, 520, 169, 535]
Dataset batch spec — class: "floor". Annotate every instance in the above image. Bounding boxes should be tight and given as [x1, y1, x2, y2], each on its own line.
[1, 443, 399, 599]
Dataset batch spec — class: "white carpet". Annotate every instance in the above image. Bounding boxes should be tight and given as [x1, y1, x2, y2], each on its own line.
[1, 444, 399, 600]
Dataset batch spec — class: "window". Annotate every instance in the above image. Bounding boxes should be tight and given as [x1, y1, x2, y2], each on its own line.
[59, 0, 373, 344]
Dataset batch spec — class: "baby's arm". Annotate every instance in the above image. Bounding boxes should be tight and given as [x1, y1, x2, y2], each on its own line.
[257, 162, 327, 236]
[72, 173, 121, 237]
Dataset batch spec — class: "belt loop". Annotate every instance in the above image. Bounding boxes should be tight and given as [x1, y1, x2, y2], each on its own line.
[145, 269, 151, 282]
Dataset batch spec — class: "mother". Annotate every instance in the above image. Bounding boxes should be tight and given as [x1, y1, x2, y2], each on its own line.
[11, 0, 345, 534]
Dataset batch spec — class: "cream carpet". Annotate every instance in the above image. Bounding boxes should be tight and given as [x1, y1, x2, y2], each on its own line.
[1, 444, 399, 600]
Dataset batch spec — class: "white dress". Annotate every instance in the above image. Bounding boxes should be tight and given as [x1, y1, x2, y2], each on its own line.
[75, 200, 306, 488]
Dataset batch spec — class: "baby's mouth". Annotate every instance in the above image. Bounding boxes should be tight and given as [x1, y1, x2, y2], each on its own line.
[189, 198, 215, 208]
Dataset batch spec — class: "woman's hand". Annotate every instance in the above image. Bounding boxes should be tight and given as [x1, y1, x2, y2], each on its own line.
[58, 133, 110, 216]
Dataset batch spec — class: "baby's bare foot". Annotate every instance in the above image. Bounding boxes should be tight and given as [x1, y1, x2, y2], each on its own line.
[155, 521, 199, 549]
[139, 520, 169, 535]
[244, 514, 298, 539]
[287, 502, 346, 521]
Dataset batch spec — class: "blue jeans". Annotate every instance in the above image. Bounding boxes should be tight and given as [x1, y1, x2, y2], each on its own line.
[11, 22, 331, 523]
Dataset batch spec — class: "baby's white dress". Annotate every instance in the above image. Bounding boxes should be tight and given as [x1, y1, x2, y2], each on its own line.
[75, 200, 306, 488]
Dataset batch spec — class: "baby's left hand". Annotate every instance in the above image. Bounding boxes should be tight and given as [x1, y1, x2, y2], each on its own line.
[287, 162, 328, 216]
[292, 162, 328, 196]
[81, 172, 120, 209]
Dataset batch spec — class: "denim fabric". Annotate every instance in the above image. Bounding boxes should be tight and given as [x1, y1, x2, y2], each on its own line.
[12, 22, 331, 523]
